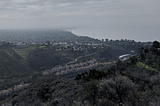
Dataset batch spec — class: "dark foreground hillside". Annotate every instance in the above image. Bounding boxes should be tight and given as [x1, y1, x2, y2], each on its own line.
[1, 41, 160, 106]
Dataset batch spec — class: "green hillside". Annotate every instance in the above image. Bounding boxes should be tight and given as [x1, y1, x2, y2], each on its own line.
[12, 46, 36, 60]
[0, 45, 32, 78]
[136, 61, 158, 72]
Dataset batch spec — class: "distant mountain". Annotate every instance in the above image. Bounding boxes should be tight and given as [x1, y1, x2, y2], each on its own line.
[0, 30, 100, 43]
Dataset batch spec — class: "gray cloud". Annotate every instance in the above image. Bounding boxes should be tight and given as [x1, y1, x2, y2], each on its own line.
[0, 0, 159, 41]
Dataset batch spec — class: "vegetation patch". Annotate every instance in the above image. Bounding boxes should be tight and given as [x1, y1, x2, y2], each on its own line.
[13, 46, 36, 60]
[136, 62, 158, 72]
[39, 46, 46, 49]
[56, 48, 62, 51]
[105, 44, 110, 46]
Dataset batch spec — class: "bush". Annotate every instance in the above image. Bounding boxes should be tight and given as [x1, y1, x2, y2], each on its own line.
[98, 75, 136, 106]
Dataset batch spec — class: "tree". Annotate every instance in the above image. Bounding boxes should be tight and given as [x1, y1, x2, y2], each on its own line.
[98, 75, 136, 106]
[152, 41, 160, 48]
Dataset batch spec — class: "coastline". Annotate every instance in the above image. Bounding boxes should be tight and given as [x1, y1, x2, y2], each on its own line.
[65, 29, 88, 37]
[65, 27, 156, 42]
[69, 28, 101, 40]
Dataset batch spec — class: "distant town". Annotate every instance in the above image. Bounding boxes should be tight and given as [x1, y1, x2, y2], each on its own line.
[0, 37, 152, 51]
[0, 30, 152, 48]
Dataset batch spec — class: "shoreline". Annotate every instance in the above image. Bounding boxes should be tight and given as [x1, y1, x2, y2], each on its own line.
[69, 29, 101, 40]
[66, 28, 154, 42]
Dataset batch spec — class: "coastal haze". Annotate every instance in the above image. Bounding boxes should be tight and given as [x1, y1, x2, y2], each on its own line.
[0, 0, 160, 42]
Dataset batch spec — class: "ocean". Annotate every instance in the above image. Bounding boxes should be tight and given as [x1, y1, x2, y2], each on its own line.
[71, 25, 160, 42]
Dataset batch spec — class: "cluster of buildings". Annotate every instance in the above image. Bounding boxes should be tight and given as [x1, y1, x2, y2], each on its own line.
[0, 84, 29, 96]
[3, 41, 102, 46]
[104, 39, 152, 46]
[0, 41, 103, 51]
[42, 59, 97, 75]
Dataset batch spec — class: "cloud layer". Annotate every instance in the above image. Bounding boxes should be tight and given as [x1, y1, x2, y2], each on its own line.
[0, 0, 159, 41]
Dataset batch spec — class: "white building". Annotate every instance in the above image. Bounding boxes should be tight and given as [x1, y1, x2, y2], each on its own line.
[119, 54, 132, 61]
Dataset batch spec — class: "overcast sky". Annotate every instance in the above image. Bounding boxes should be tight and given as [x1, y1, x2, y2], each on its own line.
[0, 0, 159, 41]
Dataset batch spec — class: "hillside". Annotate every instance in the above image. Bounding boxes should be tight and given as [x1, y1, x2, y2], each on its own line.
[0, 44, 33, 91]
[0, 44, 32, 78]
[0, 31, 157, 106]
[1, 41, 159, 106]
